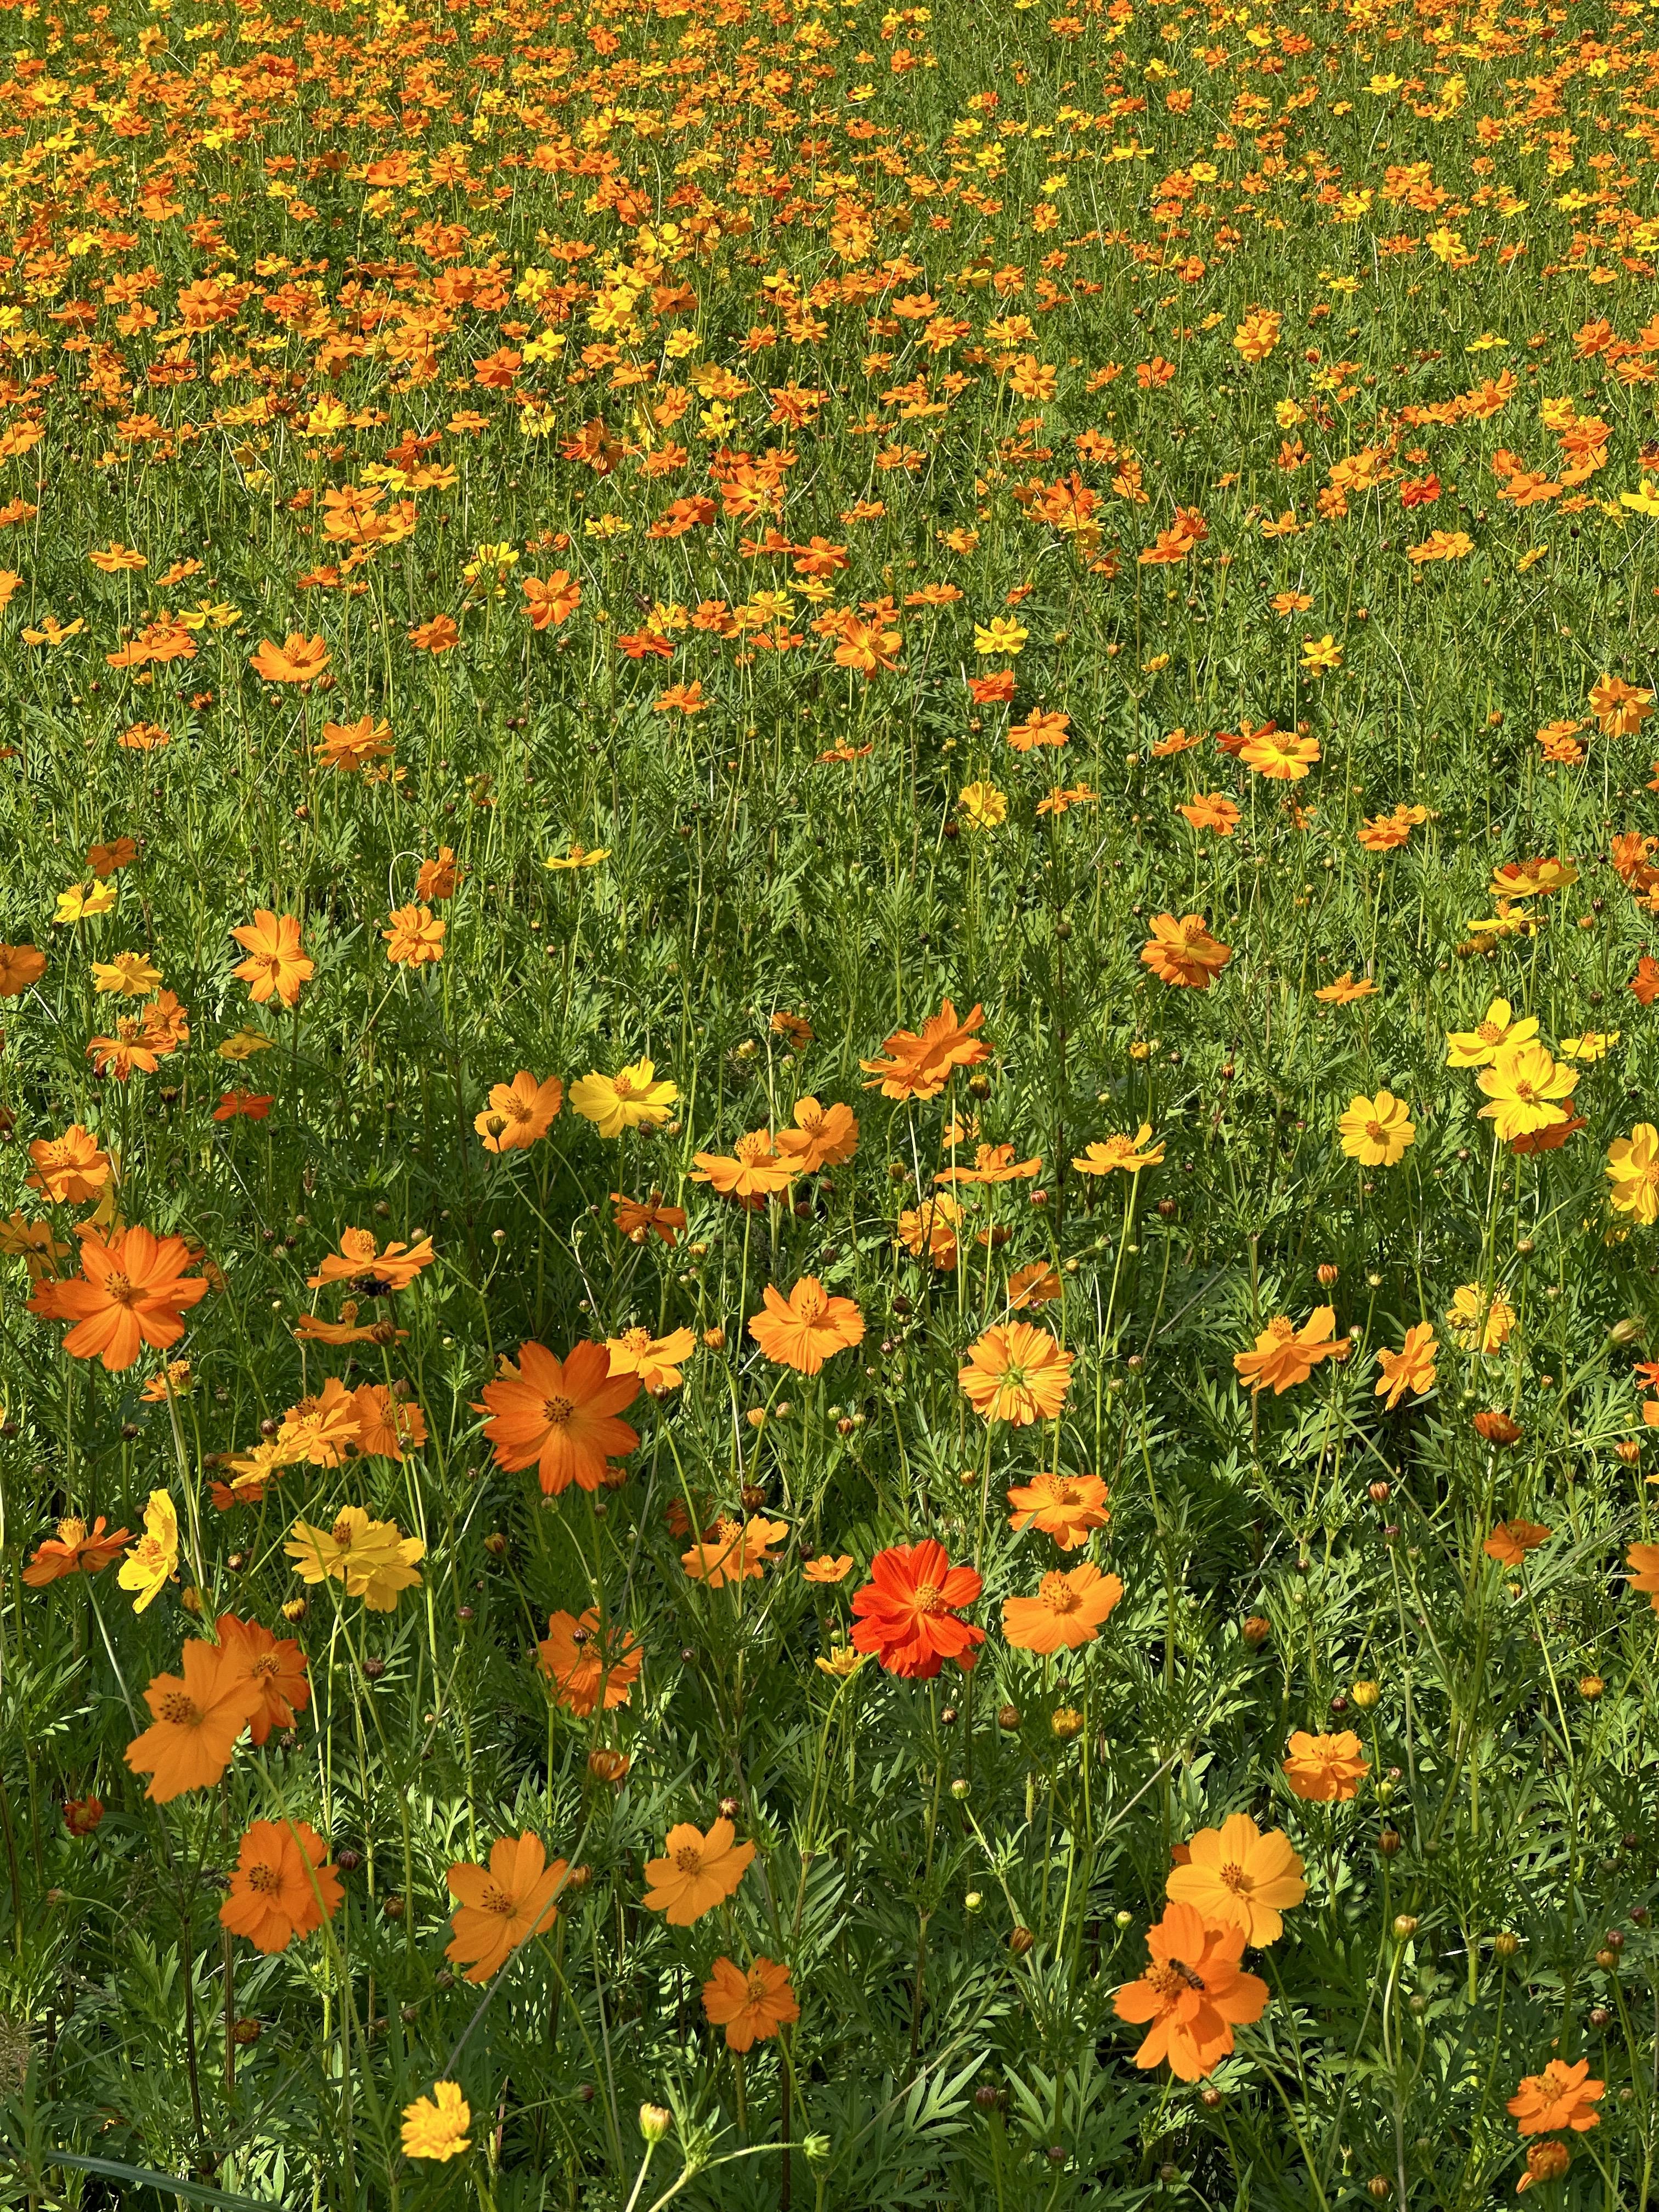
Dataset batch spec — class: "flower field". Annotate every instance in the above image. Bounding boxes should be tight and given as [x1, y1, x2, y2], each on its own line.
[5, 0, 1659, 2201]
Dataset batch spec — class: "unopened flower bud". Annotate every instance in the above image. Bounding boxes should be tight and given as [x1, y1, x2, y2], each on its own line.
[639, 2104, 673, 2145]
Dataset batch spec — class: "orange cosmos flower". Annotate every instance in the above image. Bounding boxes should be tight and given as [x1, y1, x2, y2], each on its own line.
[479, 1341, 640, 1494]
[213, 1612, 310, 1744]
[306, 1228, 436, 1293]
[1006, 1471, 1110, 1550]
[1233, 1307, 1349, 1395]
[350, 1382, 426, 1460]
[958, 1321, 1074, 1425]
[774, 1095, 859, 1172]
[523, 570, 582, 628]
[1113, 1901, 1269, 2080]
[475, 1071, 563, 1152]
[230, 911, 314, 1008]
[1177, 791, 1240, 836]
[1626, 1542, 1659, 1609]
[220, 1820, 342, 1954]
[611, 1190, 688, 1246]
[1375, 1322, 1438, 1411]
[1008, 1261, 1062, 1308]
[803, 1554, 854, 1583]
[1139, 913, 1232, 990]
[1166, 1813, 1306, 1945]
[682, 1515, 789, 1588]
[1240, 727, 1321, 780]
[1002, 1562, 1123, 1653]
[123, 1640, 263, 1803]
[30, 1225, 207, 1372]
[606, 1324, 696, 1393]
[1281, 1729, 1370, 1802]
[0, 942, 46, 996]
[446, 1833, 570, 1982]
[850, 1540, 984, 1679]
[642, 1818, 756, 1926]
[748, 1277, 865, 1373]
[702, 1956, 800, 2050]
[536, 1607, 642, 1716]
[1485, 1520, 1551, 1568]
[1508, 2057, 1604, 2136]
[22, 1514, 131, 1585]
[383, 904, 445, 966]
[249, 632, 330, 685]
[690, 1128, 795, 1204]
[26, 1125, 111, 1205]
[860, 998, 992, 1100]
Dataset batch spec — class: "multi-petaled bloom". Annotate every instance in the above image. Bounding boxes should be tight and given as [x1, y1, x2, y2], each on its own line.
[1113, 1902, 1269, 2080]
[1508, 2057, 1604, 2135]
[642, 1818, 756, 1926]
[26, 1125, 111, 1205]
[285, 1510, 425, 1610]
[1607, 1125, 1659, 1223]
[605, 1325, 696, 1393]
[1233, 1308, 1350, 1395]
[23, 1515, 131, 1585]
[30, 1225, 207, 1371]
[850, 1541, 985, 1679]
[681, 1515, 789, 1588]
[748, 1278, 865, 1373]
[1476, 1042, 1576, 1143]
[1072, 1126, 1165, 1175]
[479, 1341, 639, 1494]
[474, 1071, 563, 1152]
[446, 1833, 569, 1981]
[401, 2083, 471, 2163]
[1166, 1814, 1306, 1946]
[230, 911, 314, 1007]
[1001, 1564, 1123, 1654]
[1006, 1471, 1110, 1550]
[215, 1613, 310, 1744]
[860, 999, 991, 1100]
[690, 1128, 796, 1204]
[569, 1059, 678, 1136]
[1281, 1729, 1370, 1802]
[116, 1489, 179, 1612]
[774, 1096, 859, 1172]
[1139, 914, 1231, 990]
[220, 1820, 342, 1954]
[306, 1227, 436, 1293]
[1337, 1090, 1415, 1167]
[124, 1641, 263, 1802]
[536, 1609, 642, 1716]
[702, 1957, 800, 2050]
[1375, 1323, 1438, 1411]
[958, 1322, 1074, 1425]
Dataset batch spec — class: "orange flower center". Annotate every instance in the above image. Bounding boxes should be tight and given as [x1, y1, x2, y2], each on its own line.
[1040, 1572, 1080, 1614]
[913, 1581, 945, 1616]
[57, 1517, 88, 1547]
[1513, 1077, 1537, 1103]
[673, 1845, 704, 1876]
[1365, 1121, 1386, 1145]
[745, 1968, 771, 2000]
[1477, 1019, 1503, 1043]
[480, 1882, 517, 1916]
[613, 1074, 637, 1098]
[103, 1271, 141, 1308]
[332, 1518, 357, 1547]
[158, 1692, 200, 1725]
[247, 1863, 282, 1894]
[1220, 1863, 1250, 1894]
[251, 1655, 279, 1682]
[543, 1395, 575, 1427]
[1146, 1960, 1205, 2001]
[1267, 1316, 1296, 1342]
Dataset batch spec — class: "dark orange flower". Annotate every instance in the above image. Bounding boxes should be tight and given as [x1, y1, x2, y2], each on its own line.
[22, 1514, 131, 1585]
[214, 1613, 310, 1745]
[748, 1277, 865, 1373]
[479, 1341, 639, 1494]
[702, 1956, 800, 2050]
[1485, 1520, 1550, 1568]
[860, 999, 992, 1101]
[1113, 1901, 1268, 2080]
[230, 911, 314, 1007]
[220, 1820, 342, 1954]
[249, 633, 330, 685]
[30, 1225, 208, 1372]
[537, 1607, 643, 1715]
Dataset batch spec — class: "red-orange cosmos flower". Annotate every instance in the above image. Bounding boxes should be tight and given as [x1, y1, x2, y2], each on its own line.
[1484, 1520, 1551, 1569]
[1139, 913, 1232, 990]
[220, 1820, 342, 1954]
[748, 1277, 865, 1373]
[1113, 1901, 1269, 2080]
[479, 1341, 640, 1494]
[850, 1541, 985, 1679]
[30, 1225, 208, 1372]
[214, 1612, 311, 1745]
[446, 1833, 570, 1982]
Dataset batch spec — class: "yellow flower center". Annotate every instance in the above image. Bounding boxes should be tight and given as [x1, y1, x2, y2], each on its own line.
[913, 1581, 945, 1616]
[103, 1271, 140, 1308]
[1477, 1019, 1503, 1043]
[1268, 1316, 1296, 1342]
[57, 1517, 87, 1547]
[1040, 1572, 1080, 1614]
